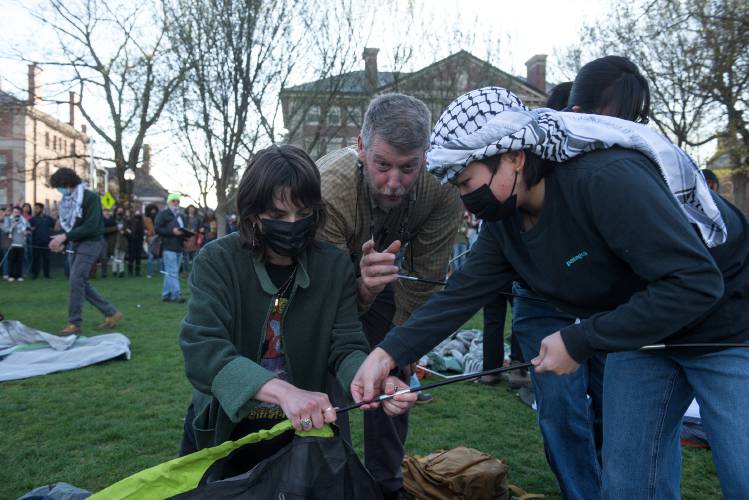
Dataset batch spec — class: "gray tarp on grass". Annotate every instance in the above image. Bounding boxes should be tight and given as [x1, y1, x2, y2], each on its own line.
[0, 320, 130, 382]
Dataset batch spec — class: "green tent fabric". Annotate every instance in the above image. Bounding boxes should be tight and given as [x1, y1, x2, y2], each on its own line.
[90, 420, 332, 500]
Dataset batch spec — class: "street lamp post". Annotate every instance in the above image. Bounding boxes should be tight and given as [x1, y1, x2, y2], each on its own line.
[124, 168, 135, 209]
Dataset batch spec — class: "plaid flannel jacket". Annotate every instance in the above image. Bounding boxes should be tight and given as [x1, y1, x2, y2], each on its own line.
[318, 147, 462, 326]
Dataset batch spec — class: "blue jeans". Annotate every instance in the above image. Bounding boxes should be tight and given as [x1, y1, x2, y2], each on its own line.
[146, 250, 158, 276]
[603, 346, 749, 499]
[161, 250, 182, 300]
[512, 282, 604, 500]
[452, 243, 468, 271]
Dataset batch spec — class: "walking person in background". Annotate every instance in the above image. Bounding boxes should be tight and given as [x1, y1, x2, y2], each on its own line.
[155, 193, 187, 303]
[48, 167, 122, 335]
[126, 208, 144, 277]
[112, 206, 127, 278]
[30, 203, 54, 279]
[3, 206, 28, 282]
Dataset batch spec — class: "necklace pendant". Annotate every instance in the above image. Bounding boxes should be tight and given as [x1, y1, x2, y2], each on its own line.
[273, 296, 280, 312]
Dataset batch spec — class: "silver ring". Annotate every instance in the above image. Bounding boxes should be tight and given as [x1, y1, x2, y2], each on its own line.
[300, 417, 313, 431]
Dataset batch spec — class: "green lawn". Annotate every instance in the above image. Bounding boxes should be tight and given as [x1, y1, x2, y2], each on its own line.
[1, 274, 721, 498]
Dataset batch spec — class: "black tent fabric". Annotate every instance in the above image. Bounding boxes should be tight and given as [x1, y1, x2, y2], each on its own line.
[171, 433, 385, 499]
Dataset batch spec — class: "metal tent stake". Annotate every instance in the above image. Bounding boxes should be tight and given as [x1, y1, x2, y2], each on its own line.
[336, 362, 533, 414]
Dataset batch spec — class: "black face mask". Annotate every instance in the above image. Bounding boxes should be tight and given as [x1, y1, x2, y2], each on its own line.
[260, 215, 315, 257]
[461, 170, 518, 222]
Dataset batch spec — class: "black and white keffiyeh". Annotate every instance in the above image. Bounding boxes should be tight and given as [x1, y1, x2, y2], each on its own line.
[59, 183, 86, 233]
[428, 87, 727, 247]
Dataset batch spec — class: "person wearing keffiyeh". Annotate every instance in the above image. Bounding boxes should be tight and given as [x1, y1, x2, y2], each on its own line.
[49, 167, 122, 336]
[352, 82, 749, 499]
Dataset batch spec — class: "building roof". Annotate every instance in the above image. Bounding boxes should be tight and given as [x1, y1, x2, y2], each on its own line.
[106, 167, 168, 199]
[0, 89, 25, 106]
[0, 89, 88, 140]
[284, 71, 404, 95]
[282, 50, 551, 97]
[134, 172, 168, 199]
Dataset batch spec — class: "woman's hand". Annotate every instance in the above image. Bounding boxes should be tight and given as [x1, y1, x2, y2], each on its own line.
[379, 375, 417, 416]
[255, 378, 336, 431]
[350, 347, 398, 409]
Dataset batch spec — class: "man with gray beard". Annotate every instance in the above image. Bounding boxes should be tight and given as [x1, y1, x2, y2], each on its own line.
[317, 93, 462, 499]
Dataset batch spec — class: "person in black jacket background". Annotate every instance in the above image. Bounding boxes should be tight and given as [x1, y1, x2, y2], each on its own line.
[125, 208, 144, 277]
[155, 192, 188, 302]
[30, 203, 54, 279]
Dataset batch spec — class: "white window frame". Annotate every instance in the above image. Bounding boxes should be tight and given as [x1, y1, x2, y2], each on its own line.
[347, 108, 362, 126]
[307, 105, 320, 125]
[327, 106, 341, 126]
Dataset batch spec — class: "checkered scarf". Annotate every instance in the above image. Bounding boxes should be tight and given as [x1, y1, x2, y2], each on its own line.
[59, 183, 86, 233]
[428, 87, 726, 247]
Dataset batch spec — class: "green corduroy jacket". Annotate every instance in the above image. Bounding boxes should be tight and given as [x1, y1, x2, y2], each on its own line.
[180, 232, 369, 449]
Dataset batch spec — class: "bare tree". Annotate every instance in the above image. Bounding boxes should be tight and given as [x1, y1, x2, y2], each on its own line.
[691, 0, 749, 208]
[167, 0, 375, 234]
[559, 1, 718, 149]
[166, 0, 307, 236]
[27, 0, 184, 202]
[557, 0, 748, 207]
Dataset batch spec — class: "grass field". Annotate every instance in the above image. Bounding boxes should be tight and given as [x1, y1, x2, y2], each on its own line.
[1, 273, 722, 498]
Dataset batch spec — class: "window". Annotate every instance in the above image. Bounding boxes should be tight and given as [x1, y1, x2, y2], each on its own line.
[53, 136, 57, 150]
[347, 108, 362, 127]
[307, 106, 320, 125]
[0, 153, 7, 178]
[327, 106, 341, 126]
[45, 132, 50, 147]
[326, 137, 343, 154]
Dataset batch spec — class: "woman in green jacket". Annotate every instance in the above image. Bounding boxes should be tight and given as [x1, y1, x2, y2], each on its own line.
[179, 145, 414, 478]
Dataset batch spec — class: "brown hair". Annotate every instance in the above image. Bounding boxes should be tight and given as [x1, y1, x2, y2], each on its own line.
[236, 145, 326, 258]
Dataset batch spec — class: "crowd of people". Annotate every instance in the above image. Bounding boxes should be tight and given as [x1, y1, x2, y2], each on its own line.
[0, 199, 236, 283]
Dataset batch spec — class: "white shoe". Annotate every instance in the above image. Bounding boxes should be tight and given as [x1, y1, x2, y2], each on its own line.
[17, 277, 24, 282]
[2, 275, 8, 280]
[7, 277, 15, 282]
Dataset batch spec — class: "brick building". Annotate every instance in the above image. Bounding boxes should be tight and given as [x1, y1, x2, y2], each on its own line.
[0, 64, 103, 209]
[280, 49, 550, 159]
